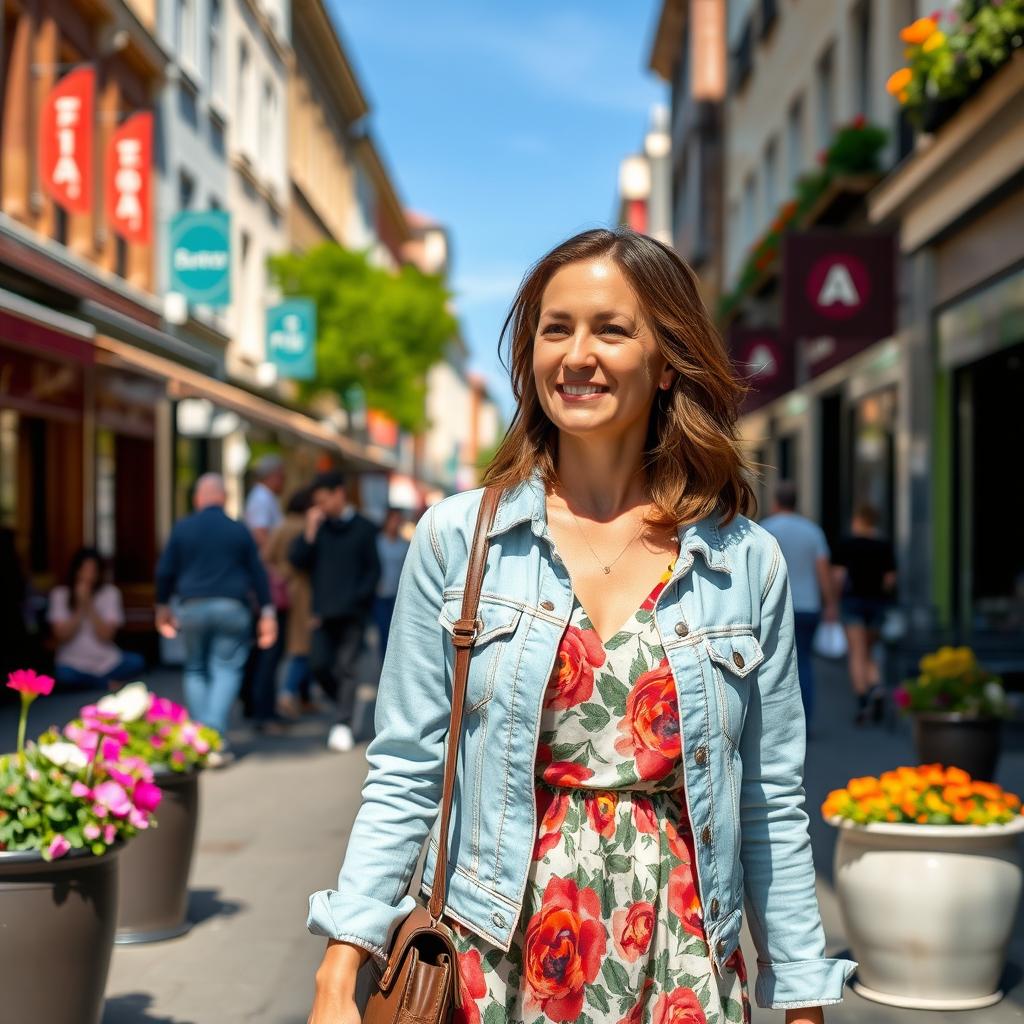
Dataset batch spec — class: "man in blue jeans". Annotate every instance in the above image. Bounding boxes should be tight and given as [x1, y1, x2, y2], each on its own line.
[760, 480, 837, 734]
[155, 474, 277, 766]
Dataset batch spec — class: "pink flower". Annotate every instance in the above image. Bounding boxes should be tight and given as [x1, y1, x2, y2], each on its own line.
[71, 781, 92, 799]
[83, 824, 101, 841]
[6, 669, 55, 697]
[132, 780, 163, 814]
[101, 737, 124, 761]
[103, 824, 116, 844]
[47, 834, 71, 860]
[192, 736, 210, 755]
[93, 780, 133, 818]
[107, 765, 136, 788]
[129, 808, 151, 830]
[894, 688, 911, 709]
[147, 696, 188, 724]
[150, 736, 166, 749]
[171, 750, 186, 766]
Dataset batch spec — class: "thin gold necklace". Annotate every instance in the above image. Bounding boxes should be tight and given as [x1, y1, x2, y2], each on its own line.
[568, 507, 647, 575]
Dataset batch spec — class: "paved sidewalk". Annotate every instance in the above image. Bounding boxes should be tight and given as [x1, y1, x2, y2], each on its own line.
[1, 653, 1022, 1023]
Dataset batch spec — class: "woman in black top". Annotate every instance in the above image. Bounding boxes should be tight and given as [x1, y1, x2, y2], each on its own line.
[831, 503, 897, 724]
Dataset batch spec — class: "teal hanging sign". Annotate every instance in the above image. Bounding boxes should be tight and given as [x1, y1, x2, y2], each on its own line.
[266, 299, 317, 380]
[169, 211, 231, 306]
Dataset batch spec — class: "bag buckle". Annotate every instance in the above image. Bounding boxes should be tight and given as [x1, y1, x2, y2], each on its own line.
[451, 617, 481, 648]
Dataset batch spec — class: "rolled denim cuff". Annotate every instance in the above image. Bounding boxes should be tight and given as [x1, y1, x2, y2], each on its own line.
[754, 956, 858, 1009]
[307, 889, 416, 967]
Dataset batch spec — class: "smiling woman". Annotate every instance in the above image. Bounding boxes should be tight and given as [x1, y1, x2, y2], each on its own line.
[306, 228, 853, 1024]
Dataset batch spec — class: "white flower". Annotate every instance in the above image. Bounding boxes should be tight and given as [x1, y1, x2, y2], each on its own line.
[39, 741, 89, 771]
[97, 681, 151, 723]
[984, 681, 1006, 710]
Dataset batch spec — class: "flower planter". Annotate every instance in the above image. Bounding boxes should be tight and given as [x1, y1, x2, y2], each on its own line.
[830, 816, 1024, 1009]
[115, 768, 200, 943]
[0, 845, 120, 1024]
[912, 712, 1001, 781]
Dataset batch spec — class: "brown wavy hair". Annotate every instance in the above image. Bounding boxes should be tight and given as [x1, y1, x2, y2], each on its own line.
[483, 228, 757, 526]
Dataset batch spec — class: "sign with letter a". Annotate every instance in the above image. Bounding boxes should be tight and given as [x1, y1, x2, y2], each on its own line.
[106, 112, 153, 244]
[782, 231, 896, 341]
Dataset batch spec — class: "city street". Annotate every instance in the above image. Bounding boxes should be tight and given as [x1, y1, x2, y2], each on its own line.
[2, 654, 1022, 1024]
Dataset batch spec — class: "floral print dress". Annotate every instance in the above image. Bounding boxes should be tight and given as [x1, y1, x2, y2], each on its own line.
[451, 564, 751, 1024]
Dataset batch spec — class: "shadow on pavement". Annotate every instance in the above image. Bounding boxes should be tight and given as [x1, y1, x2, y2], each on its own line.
[103, 992, 196, 1024]
[187, 886, 245, 927]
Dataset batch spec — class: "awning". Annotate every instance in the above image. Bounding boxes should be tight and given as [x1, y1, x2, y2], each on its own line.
[0, 285, 95, 364]
[94, 334, 396, 471]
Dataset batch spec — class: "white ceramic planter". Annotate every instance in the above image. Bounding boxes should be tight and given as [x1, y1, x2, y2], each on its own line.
[830, 815, 1024, 1010]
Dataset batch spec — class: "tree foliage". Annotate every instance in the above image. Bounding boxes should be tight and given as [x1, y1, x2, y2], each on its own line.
[269, 244, 456, 432]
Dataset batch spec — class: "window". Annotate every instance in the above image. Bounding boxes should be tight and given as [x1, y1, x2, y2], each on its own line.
[763, 136, 778, 220]
[786, 95, 804, 187]
[742, 172, 757, 250]
[852, 0, 872, 119]
[236, 40, 251, 153]
[178, 169, 195, 209]
[175, 0, 196, 68]
[259, 77, 276, 166]
[208, 0, 222, 97]
[816, 44, 835, 148]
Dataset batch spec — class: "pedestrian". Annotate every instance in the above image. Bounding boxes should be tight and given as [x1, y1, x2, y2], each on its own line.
[265, 486, 317, 719]
[47, 547, 146, 691]
[244, 454, 289, 732]
[373, 507, 409, 662]
[289, 470, 380, 753]
[155, 473, 277, 764]
[306, 229, 853, 1024]
[831, 502, 897, 726]
[760, 480, 837, 731]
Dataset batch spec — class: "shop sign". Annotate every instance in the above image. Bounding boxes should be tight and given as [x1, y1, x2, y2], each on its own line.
[266, 298, 316, 380]
[38, 66, 96, 214]
[106, 112, 153, 244]
[783, 231, 896, 341]
[169, 211, 231, 306]
[729, 326, 793, 414]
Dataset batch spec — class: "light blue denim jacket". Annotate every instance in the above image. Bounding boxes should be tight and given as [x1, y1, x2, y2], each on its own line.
[308, 475, 856, 1009]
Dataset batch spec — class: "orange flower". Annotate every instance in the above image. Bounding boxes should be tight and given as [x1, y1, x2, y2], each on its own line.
[886, 68, 913, 97]
[900, 17, 938, 45]
[922, 30, 946, 54]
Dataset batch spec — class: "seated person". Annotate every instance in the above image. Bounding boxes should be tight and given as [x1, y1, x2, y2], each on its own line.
[48, 548, 145, 690]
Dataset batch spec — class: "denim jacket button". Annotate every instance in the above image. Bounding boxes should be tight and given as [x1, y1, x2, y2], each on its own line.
[701, 825, 712, 845]
[709, 897, 720, 918]
[491, 912, 506, 929]
[674, 621, 689, 637]
[540, 600, 555, 611]
[732, 650, 745, 669]
[694, 745, 708, 766]
[716, 939, 727, 957]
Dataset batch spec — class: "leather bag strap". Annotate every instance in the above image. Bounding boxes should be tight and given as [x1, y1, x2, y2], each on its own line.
[428, 485, 502, 921]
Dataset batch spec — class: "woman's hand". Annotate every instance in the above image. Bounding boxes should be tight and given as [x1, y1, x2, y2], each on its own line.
[785, 1008, 825, 1024]
[308, 940, 368, 1024]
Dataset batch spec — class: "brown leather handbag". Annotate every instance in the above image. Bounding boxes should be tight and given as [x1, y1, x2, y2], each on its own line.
[361, 486, 502, 1024]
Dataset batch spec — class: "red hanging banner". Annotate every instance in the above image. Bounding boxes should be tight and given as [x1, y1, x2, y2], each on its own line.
[38, 65, 96, 214]
[106, 111, 153, 244]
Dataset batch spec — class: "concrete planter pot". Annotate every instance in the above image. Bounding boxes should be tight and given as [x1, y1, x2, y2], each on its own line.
[830, 816, 1024, 1010]
[115, 768, 200, 944]
[912, 712, 1002, 781]
[0, 845, 120, 1024]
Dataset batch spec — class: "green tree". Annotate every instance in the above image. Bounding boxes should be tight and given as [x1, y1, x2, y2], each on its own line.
[269, 243, 456, 432]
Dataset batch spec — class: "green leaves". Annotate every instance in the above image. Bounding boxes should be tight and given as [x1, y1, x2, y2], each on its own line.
[601, 958, 631, 997]
[268, 243, 457, 432]
[578, 703, 611, 731]
[596, 674, 630, 718]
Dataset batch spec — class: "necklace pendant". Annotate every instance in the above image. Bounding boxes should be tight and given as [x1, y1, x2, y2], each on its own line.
[602, 566, 611, 575]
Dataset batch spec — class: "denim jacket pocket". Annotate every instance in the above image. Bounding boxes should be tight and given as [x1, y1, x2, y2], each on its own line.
[704, 631, 765, 746]
[439, 595, 523, 711]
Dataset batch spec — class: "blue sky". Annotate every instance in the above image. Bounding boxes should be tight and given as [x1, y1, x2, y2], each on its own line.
[329, 1, 666, 417]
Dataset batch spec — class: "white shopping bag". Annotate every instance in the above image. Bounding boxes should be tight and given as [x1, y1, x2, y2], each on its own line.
[813, 620, 848, 659]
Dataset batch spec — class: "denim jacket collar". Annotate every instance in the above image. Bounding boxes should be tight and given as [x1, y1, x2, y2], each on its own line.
[489, 471, 731, 574]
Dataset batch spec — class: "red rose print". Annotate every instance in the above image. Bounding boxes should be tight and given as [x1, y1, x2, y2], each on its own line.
[542, 760, 595, 788]
[651, 987, 707, 1024]
[725, 947, 748, 982]
[665, 817, 695, 863]
[534, 786, 570, 860]
[545, 626, 605, 710]
[639, 570, 671, 612]
[614, 659, 681, 780]
[523, 876, 607, 1021]
[454, 947, 487, 1024]
[668, 863, 704, 939]
[536, 741, 553, 769]
[611, 901, 654, 962]
[585, 790, 618, 839]
[632, 796, 659, 835]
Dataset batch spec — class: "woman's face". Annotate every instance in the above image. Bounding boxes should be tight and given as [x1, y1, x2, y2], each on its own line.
[77, 558, 100, 588]
[532, 258, 673, 442]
